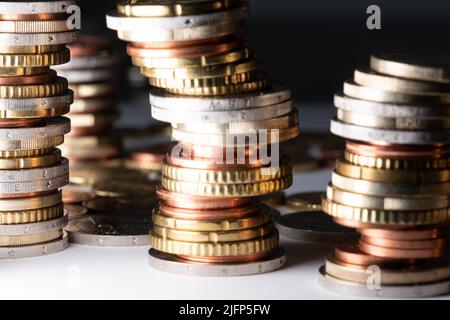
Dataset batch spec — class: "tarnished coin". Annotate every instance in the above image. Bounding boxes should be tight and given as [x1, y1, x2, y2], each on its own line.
[82, 197, 157, 214]
[92, 180, 157, 198]
[65, 212, 152, 247]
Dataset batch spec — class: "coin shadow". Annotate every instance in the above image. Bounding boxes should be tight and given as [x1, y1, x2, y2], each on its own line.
[281, 240, 334, 269]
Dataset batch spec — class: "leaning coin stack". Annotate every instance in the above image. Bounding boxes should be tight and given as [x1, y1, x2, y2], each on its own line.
[54, 35, 121, 165]
[320, 53, 450, 298]
[107, 0, 299, 276]
[0, 1, 78, 258]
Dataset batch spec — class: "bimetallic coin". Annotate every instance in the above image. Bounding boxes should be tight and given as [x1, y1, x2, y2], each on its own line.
[65, 212, 152, 247]
[148, 247, 287, 277]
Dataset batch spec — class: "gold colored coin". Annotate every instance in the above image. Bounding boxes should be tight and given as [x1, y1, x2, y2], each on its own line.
[150, 231, 278, 257]
[133, 47, 251, 68]
[325, 255, 450, 285]
[0, 45, 65, 54]
[0, 106, 69, 120]
[326, 184, 449, 211]
[162, 161, 292, 184]
[166, 75, 271, 96]
[0, 148, 53, 159]
[337, 108, 450, 130]
[148, 71, 253, 89]
[0, 48, 70, 68]
[343, 80, 450, 105]
[70, 82, 116, 98]
[344, 151, 450, 170]
[161, 174, 293, 197]
[117, 0, 240, 17]
[153, 223, 273, 242]
[152, 207, 272, 232]
[336, 157, 450, 183]
[285, 192, 323, 211]
[0, 77, 68, 99]
[0, 230, 62, 247]
[322, 197, 450, 226]
[0, 148, 61, 169]
[0, 66, 50, 77]
[70, 167, 146, 186]
[354, 68, 450, 93]
[0, 204, 64, 225]
[142, 59, 261, 79]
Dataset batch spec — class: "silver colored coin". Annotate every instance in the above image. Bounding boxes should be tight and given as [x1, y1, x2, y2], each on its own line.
[330, 118, 450, 145]
[116, 19, 244, 42]
[150, 83, 291, 111]
[54, 54, 119, 70]
[148, 247, 286, 277]
[106, 6, 248, 31]
[0, 214, 67, 236]
[0, 31, 79, 46]
[57, 69, 117, 84]
[151, 100, 293, 124]
[65, 204, 88, 220]
[0, 116, 70, 141]
[0, 232, 68, 259]
[65, 212, 152, 247]
[0, 158, 68, 182]
[334, 93, 450, 118]
[0, 1, 77, 14]
[0, 174, 69, 194]
[274, 211, 357, 243]
[319, 266, 450, 298]
[0, 91, 73, 111]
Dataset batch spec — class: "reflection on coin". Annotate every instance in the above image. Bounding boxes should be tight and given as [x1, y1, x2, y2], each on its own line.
[65, 212, 152, 247]
[285, 192, 323, 211]
[274, 211, 357, 243]
[83, 197, 157, 214]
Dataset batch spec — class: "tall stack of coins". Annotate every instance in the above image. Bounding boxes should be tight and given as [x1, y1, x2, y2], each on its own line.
[54, 35, 121, 165]
[107, 0, 299, 276]
[0, 1, 78, 258]
[320, 53, 450, 298]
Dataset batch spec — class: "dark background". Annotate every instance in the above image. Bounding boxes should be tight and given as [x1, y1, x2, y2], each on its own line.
[79, 0, 450, 102]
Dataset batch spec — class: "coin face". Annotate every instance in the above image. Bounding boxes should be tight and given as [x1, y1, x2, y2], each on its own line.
[65, 212, 152, 246]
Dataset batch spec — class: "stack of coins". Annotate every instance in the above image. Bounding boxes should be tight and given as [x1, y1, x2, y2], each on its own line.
[320, 53, 450, 298]
[54, 35, 121, 165]
[0, 1, 78, 258]
[107, 0, 299, 276]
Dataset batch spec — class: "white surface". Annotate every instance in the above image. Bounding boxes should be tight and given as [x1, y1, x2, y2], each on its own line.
[0, 169, 351, 300]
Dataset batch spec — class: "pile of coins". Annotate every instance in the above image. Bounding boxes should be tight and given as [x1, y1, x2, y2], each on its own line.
[54, 35, 121, 164]
[107, 0, 299, 276]
[0, 1, 78, 258]
[320, 53, 450, 297]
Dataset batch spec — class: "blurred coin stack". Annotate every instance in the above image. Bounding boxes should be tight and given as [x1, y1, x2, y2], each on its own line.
[320, 53, 450, 298]
[54, 35, 121, 165]
[0, 1, 78, 258]
[107, 0, 299, 276]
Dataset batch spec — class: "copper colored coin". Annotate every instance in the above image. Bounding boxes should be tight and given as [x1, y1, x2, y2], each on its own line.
[63, 189, 93, 204]
[156, 185, 251, 210]
[67, 35, 112, 56]
[360, 227, 447, 240]
[0, 190, 53, 199]
[0, 70, 57, 85]
[128, 36, 242, 58]
[346, 140, 450, 158]
[129, 142, 175, 164]
[0, 13, 69, 21]
[361, 235, 448, 250]
[334, 242, 410, 267]
[359, 240, 447, 259]
[178, 249, 272, 264]
[333, 217, 410, 230]
[159, 202, 261, 221]
[0, 118, 44, 128]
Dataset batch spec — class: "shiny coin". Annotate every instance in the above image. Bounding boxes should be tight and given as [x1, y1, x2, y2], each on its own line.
[65, 212, 152, 247]
[148, 247, 286, 277]
[0, 31, 79, 46]
[0, 232, 68, 259]
[0, 215, 67, 236]
[0, 1, 77, 14]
